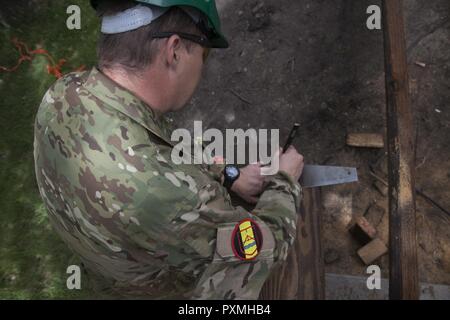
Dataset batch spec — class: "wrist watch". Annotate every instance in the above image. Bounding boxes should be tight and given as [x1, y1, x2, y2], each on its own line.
[223, 165, 240, 189]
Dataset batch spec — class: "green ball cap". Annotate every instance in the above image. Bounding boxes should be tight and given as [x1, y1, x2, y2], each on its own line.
[91, 0, 229, 48]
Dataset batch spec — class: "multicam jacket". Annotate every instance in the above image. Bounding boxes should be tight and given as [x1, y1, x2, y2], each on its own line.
[33, 67, 302, 299]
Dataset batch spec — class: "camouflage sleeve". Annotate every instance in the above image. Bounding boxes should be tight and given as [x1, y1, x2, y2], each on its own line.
[190, 172, 301, 300]
[204, 162, 226, 182]
[126, 138, 302, 300]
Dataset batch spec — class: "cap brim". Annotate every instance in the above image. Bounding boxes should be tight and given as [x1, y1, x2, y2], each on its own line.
[211, 33, 229, 48]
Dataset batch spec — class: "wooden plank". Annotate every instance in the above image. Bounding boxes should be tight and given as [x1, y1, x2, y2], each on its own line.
[382, 0, 419, 300]
[346, 133, 384, 148]
[259, 188, 325, 300]
[258, 244, 298, 300]
[297, 188, 325, 299]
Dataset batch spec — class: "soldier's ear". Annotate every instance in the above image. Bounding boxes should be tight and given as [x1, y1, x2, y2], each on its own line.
[164, 34, 182, 68]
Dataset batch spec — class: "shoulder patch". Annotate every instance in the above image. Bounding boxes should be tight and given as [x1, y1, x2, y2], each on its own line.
[231, 219, 262, 260]
[214, 218, 275, 263]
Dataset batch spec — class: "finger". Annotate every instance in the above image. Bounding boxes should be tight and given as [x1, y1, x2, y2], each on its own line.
[250, 180, 265, 191]
[287, 145, 297, 153]
[255, 176, 265, 184]
[257, 180, 265, 188]
[250, 182, 264, 193]
[260, 165, 277, 176]
[245, 196, 259, 204]
[271, 148, 281, 161]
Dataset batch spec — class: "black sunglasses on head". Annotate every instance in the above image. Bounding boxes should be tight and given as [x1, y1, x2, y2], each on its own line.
[151, 32, 212, 61]
[151, 32, 213, 48]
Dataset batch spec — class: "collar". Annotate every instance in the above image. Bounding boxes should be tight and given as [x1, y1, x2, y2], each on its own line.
[82, 67, 174, 147]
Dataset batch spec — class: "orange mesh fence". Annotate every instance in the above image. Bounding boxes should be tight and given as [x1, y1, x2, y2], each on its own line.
[0, 37, 85, 79]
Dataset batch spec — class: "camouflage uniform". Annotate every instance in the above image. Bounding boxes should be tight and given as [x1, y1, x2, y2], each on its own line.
[33, 67, 302, 299]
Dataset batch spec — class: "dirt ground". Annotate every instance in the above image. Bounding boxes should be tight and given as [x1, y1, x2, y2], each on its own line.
[172, 0, 450, 286]
[0, 0, 448, 298]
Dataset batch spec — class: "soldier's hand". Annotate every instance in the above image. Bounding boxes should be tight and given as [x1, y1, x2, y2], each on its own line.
[279, 146, 304, 181]
[231, 163, 265, 204]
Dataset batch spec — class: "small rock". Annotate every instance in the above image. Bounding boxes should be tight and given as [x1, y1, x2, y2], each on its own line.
[225, 113, 235, 123]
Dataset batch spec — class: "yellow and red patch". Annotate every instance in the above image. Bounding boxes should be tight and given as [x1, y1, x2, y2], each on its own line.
[231, 218, 263, 260]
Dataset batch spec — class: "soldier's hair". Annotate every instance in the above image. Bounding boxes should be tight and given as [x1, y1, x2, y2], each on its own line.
[96, 0, 202, 74]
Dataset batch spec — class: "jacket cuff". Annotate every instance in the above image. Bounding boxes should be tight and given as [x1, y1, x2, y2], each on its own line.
[271, 171, 302, 212]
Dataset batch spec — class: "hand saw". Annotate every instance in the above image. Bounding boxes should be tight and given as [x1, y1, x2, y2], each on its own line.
[282, 123, 358, 188]
[300, 164, 358, 188]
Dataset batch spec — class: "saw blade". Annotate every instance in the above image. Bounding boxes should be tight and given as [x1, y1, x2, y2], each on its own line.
[299, 165, 358, 188]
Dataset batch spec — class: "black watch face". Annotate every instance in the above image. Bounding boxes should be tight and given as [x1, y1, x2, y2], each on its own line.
[225, 166, 239, 180]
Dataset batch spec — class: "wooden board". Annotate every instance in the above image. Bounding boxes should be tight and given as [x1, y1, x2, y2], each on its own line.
[346, 133, 384, 148]
[259, 188, 325, 300]
[382, 0, 419, 300]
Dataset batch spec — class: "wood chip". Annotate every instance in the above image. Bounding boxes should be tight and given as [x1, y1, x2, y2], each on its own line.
[415, 61, 426, 68]
[348, 216, 377, 245]
[373, 180, 388, 196]
[357, 238, 388, 265]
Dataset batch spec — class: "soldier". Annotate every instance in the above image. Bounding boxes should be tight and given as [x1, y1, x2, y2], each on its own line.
[33, 0, 304, 299]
